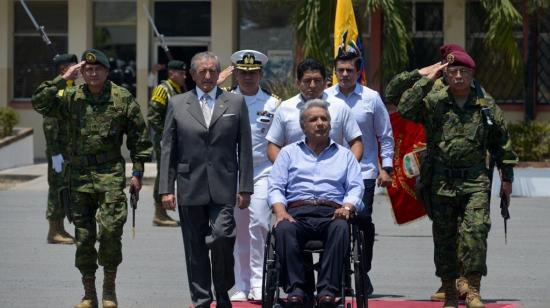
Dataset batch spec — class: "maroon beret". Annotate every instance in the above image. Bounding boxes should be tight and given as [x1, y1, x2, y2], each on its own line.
[446, 50, 476, 70]
[440, 43, 465, 60]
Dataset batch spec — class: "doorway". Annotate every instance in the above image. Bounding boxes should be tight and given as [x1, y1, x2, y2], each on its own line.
[156, 45, 208, 91]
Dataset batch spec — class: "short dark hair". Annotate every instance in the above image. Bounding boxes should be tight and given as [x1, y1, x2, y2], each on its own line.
[334, 52, 362, 71]
[296, 58, 326, 81]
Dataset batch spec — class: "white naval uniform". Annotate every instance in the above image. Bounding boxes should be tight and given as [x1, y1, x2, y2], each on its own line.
[232, 86, 280, 295]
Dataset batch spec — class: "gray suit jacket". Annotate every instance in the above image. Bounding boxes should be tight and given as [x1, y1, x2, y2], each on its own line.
[159, 87, 254, 206]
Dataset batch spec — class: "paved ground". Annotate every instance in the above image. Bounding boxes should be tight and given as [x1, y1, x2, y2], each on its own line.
[1, 164, 549, 307]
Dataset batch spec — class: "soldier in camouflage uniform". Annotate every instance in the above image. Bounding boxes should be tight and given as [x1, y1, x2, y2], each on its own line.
[43, 53, 78, 244]
[385, 44, 483, 302]
[147, 60, 187, 227]
[395, 46, 517, 308]
[32, 49, 152, 308]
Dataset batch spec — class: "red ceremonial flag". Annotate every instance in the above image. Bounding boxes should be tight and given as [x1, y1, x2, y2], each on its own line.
[387, 112, 427, 224]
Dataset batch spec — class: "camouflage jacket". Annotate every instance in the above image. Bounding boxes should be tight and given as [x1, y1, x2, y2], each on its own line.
[32, 76, 152, 192]
[147, 79, 183, 144]
[43, 78, 75, 156]
[397, 74, 518, 195]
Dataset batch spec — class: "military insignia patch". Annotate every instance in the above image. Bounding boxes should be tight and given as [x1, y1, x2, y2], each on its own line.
[446, 53, 455, 64]
[85, 52, 97, 63]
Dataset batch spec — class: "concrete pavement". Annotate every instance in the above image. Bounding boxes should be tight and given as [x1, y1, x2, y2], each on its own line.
[1, 164, 549, 307]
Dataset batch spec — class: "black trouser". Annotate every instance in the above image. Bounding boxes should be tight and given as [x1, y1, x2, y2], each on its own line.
[274, 205, 349, 299]
[354, 179, 376, 275]
[178, 203, 236, 308]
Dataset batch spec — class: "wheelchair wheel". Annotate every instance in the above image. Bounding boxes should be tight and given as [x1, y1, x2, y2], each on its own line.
[352, 228, 368, 308]
[261, 231, 278, 308]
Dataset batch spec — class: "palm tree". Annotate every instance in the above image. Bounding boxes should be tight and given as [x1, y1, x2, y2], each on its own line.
[294, 0, 549, 82]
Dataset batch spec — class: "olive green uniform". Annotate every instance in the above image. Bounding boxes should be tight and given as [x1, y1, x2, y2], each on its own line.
[396, 73, 517, 279]
[32, 76, 152, 275]
[147, 79, 182, 204]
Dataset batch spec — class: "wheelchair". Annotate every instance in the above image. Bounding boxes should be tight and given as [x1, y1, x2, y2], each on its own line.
[261, 222, 369, 308]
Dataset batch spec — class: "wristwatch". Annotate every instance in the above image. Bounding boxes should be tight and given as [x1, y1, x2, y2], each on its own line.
[382, 166, 394, 175]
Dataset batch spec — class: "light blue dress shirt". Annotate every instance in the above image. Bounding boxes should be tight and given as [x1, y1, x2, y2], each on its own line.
[325, 84, 394, 179]
[268, 139, 364, 211]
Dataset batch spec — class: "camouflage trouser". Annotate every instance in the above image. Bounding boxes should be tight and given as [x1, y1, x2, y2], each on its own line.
[46, 157, 65, 220]
[431, 190, 491, 279]
[72, 190, 128, 275]
[153, 142, 161, 204]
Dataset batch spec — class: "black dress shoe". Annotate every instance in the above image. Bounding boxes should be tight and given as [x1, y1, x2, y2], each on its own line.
[215, 292, 231, 308]
[286, 295, 305, 308]
[317, 295, 336, 308]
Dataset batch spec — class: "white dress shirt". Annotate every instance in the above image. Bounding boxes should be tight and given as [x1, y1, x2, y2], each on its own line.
[265, 93, 362, 147]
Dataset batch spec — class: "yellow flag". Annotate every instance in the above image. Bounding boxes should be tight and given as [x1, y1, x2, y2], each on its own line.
[333, 0, 366, 85]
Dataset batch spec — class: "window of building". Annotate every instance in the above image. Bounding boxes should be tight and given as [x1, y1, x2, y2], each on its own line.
[93, 0, 136, 95]
[405, 0, 444, 70]
[467, 0, 523, 103]
[13, 0, 68, 99]
[238, 0, 297, 83]
[154, 1, 211, 37]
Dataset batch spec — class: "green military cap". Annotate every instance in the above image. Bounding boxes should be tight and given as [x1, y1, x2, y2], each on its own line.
[167, 60, 187, 71]
[81, 48, 110, 70]
[53, 53, 77, 69]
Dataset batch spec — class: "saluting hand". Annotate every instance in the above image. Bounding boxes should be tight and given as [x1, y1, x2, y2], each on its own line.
[418, 62, 448, 80]
[217, 65, 234, 85]
[63, 61, 85, 81]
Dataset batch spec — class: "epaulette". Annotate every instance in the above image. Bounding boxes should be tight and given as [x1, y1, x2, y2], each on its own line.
[151, 85, 169, 105]
[261, 87, 281, 102]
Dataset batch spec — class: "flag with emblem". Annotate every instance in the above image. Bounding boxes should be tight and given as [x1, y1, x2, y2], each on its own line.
[387, 112, 427, 224]
[333, 0, 367, 85]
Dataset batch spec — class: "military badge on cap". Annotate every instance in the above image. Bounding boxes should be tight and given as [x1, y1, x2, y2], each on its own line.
[81, 48, 110, 69]
[231, 50, 268, 71]
[446, 53, 455, 65]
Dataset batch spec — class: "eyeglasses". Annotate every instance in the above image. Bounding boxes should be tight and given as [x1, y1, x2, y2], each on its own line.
[446, 67, 473, 76]
[82, 66, 107, 75]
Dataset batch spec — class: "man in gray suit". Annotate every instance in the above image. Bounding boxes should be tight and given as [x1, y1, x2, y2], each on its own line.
[159, 51, 254, 308]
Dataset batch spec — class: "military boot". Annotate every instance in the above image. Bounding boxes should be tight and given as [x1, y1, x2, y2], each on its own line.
[47, 219, 74, 244]
[465, 272, 485, 308]
[457, 276, 469, 300]
[102, 270, 118, 308]
[430, 284, 445, 301]
[75, 275, 98, 308]
[58, 219, 76, 240]
[152, 202, 179, 227]
[442, 278, 458, 308]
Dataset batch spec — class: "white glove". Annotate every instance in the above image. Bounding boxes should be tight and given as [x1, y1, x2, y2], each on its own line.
[51, 154, 64, 173]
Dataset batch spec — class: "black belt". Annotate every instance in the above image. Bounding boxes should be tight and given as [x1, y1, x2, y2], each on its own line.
[441, 166, 486, 179]
[287, 199, 341, 209]
[71, 150, 121, 168]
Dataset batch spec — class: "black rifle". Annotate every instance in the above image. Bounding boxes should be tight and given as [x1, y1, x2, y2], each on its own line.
[500, 192, 511, 244]
[143, 4, 173, 61]
[18, 0, 58, 56]
[130, 188, 139, 239]
[58, 186, 72, 223]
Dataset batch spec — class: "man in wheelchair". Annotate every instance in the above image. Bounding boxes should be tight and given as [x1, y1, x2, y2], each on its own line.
[268, 99, 365, 308]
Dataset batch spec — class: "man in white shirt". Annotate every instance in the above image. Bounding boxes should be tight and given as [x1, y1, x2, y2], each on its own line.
[266, 58, 363, 162]
[325, 48, 395, 296]
[228, 50, 281, 302]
